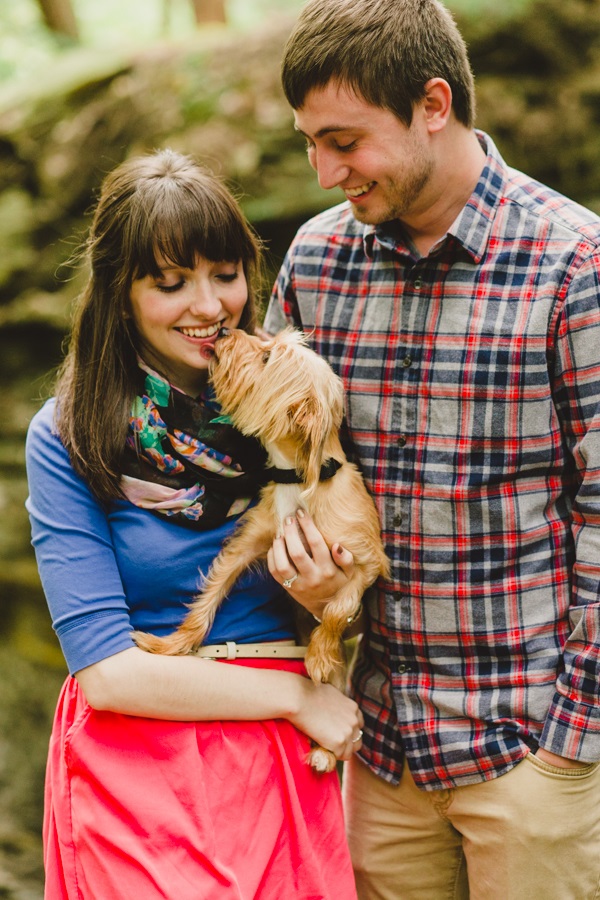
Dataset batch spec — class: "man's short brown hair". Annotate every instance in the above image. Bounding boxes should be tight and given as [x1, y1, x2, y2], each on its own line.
[281, 0, 476, 128]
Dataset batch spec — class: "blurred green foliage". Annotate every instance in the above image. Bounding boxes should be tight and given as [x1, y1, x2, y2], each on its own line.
[0, 0, 305, 84]
[0, 0, 532, 87]
[449, 0, 529, 12]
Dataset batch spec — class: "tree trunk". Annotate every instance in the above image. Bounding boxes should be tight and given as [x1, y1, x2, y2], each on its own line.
[162, 0, 173, 34]
[36, 0, 79, 39]
[190, 0, 227, 25]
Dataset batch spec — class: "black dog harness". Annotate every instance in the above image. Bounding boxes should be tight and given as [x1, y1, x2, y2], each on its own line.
[264, 458, 342, 485]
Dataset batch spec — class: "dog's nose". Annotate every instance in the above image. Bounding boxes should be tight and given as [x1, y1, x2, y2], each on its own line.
[218, 326, 231, 339]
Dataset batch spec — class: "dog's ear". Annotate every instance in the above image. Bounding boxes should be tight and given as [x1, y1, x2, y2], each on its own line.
[293, 369, 344, 490]
[293, 394, 331, 490]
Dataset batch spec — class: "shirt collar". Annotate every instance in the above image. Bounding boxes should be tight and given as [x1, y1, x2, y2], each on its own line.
[363, 130, 508, 264]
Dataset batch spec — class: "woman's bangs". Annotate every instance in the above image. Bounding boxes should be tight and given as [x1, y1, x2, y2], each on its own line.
[133, 190, 253, 279]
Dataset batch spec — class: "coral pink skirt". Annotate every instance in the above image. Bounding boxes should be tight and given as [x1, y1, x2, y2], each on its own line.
[43, 660, 357, 899]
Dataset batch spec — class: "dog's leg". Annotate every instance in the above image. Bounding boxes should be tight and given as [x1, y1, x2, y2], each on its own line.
[133, 513, 273, 655]
[305, 623, 347, 687]
[304, 575, 370, 686]
[303, 576, 372, 774]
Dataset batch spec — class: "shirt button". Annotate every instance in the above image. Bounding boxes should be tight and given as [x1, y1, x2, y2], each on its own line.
[413, 277, 423, 290]
[392, 514, 402, 527]
[397, 436, 407, 447]
[397, 663, 411, 675]
[401, 355, 413, 368]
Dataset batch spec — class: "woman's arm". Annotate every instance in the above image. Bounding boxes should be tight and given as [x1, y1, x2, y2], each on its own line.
[76, 646, 363, 759]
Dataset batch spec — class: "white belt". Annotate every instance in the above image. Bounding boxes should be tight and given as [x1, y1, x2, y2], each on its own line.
[192, 640, 307, 660]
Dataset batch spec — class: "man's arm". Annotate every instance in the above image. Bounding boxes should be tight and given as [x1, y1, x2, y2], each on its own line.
[540, 250, 600, 763]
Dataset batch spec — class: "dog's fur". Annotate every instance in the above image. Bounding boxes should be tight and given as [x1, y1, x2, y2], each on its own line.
[133, 328, 389, 771]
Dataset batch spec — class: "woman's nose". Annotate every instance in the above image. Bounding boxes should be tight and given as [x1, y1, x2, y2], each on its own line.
[188, 281, 222, 318]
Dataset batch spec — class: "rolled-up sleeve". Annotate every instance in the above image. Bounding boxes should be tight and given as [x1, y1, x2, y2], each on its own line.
[25, 400, 135, 674]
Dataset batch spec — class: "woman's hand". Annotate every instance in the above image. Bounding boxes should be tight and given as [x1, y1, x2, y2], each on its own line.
[267, 509, 355, 621]
[289, 677, 364, 761]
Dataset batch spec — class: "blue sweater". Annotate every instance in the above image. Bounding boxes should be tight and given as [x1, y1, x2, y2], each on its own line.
[25, 399, 295, 675]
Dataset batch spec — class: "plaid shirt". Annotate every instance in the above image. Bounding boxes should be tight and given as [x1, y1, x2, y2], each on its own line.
[265, 132, 600, 789]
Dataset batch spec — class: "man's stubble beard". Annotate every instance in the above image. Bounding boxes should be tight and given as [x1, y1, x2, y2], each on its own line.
[350, 147, 434, 227]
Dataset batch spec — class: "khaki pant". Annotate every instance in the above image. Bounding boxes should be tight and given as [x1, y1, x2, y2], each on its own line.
[343, 753, 600, 900]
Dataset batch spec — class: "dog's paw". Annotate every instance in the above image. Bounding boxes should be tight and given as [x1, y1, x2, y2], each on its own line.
[307, 746, 338, 773]
[304, 649, 337, 685]
[305, 631, 348, 686]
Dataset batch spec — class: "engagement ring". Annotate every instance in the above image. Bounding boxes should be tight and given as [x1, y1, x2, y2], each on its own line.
[282, 574, 299, 588]
[352, 730, 364, 743]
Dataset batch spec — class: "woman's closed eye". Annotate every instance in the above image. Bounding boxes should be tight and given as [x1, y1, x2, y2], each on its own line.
[156, 279, 185, 293]
[216, 272, 240, 283]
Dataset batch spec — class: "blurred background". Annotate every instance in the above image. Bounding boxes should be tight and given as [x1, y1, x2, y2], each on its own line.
[1, 0, 600, 895]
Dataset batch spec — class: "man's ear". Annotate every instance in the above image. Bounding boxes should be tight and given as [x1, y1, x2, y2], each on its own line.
[421, 78, 453, 133]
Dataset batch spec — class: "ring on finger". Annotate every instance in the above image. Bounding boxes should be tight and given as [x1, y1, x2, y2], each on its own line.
[282, 573, 299, 589]
[352, 729, 364, 744]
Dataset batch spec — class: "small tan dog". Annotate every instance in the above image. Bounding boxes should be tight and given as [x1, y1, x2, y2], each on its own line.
[134, 328, 389, 771]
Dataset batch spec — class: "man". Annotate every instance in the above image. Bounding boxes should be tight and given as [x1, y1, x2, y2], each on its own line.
[264, 1, 600, 897]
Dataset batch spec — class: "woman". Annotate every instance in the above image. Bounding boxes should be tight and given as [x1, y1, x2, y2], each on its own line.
[25, 149, 362, 899]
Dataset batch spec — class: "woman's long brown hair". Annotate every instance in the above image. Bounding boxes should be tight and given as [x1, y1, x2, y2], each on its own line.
[55, 149, 262, 502]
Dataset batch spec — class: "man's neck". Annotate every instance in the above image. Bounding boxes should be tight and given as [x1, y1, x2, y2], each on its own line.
[403, 128, 486, 258]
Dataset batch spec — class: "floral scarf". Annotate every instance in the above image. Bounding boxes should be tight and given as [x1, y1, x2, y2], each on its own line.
[120, 361, 267, 528]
